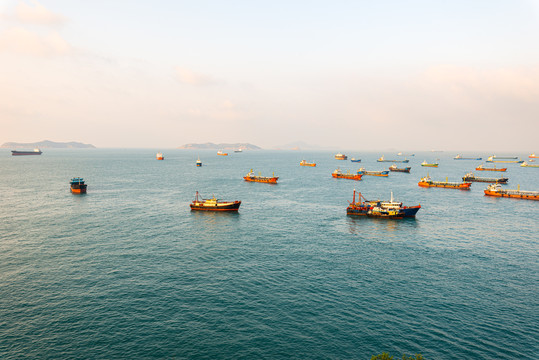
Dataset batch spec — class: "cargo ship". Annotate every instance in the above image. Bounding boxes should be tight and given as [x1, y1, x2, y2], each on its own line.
[421, 160, 439, 167]
[190, 191, 241, 211]
[486, 156, 523, 163]
[357, 168, 389, 177]
[300, 160, 316, 167]
[244, 169, 278, 184]
[332, 169, 362, 181]
[350, 158, 361, 162]
[217, 150, 228, 156]
[347, 190, 420, 218]
[521, 161, 539, 168]
[462, 172, 508, 184]
[484, 183, 539, 200]
[418, 175, 471, 189]
[335, 153, 347, 160]
[389, 164, 411, 173]
[156, 152, 164, 160]
[475, 164, 507, 172]
[529, 153, 537, 158]
[196, 157, 202, 167]
[377, 155, 408, 163]
[70, 177, 87, 194]
[454, 154, 482, 160]
[11, 148, 42, 156]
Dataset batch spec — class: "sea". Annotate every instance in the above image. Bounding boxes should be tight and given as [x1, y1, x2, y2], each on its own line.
[0, 149, 537, 359]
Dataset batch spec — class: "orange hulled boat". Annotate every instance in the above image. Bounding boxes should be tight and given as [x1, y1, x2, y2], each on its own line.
[244, 169, 278, 184]
[332, 169, 362, 181]
[484, 183, 539, 200]
[475, 164, 507, 172]
[300, 160, 316, 167]
[529, 153, 537, 158]
[418, 175, 471, 189]
[217, 150, 228, 156]
[70, 177, 87, 194]
[156, 152, 164, 160]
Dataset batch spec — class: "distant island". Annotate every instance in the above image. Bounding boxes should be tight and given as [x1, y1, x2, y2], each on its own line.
[178, 142, 261, 150]
[1, 140, 96, 149]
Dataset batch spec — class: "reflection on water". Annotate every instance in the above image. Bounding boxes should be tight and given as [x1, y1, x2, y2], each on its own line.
[346, 215, 418, 234]
[190, 210, 240, 227]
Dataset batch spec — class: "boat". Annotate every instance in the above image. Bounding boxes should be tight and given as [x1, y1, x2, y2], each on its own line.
[196, 157, 202, 167]
[70, 177, 87, 194]
[521, 161, 539, 168]
[217, 150, 228, 156]
[244, 169, 278, 184]
[234, 149, 243, 153]
[357, 168, 389, 177]
[397, 152, 415, 156]
[156, 152, 164, 160]
[300, 160, 316, 167]
[347, 190, 420, 218]
[421, 160, 439, 167]
[389, 164, 411, 173]
[475, 164, 507, 172]
[350, 158, 361, 162]
[484, 183, 539, 200]
[529, 153, 537, 158]
[418, 175, 471, 189]
[486, 156, 523, 163]
[11, 148, 42, 156]
[462, 172, 508, 184]
[332, 169, 362, 181]
[335, 153, 347, 160]
[377, 155, 408, 163]
[454, 154, 482, 160]
[190, 191, 241, 211]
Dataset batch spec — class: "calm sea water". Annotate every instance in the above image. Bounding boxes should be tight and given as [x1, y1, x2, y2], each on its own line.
[0, 149, 537, 359]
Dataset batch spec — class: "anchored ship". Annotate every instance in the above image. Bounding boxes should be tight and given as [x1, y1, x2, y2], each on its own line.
[377, 155, 408, 163]
[190, 191, 241, 211]
[529, 153, 537, 158]
[389, 164, 411, 173]
[418, 175, 471, 189]
[521, 161, 539, 168]
[462, 172, 508, 184]
[421, 160, 439, 167]
[475, 164, 507, 172]
[454, 154, 482, 160]
[196, 157, 202, 167]
[70, 178, 87, 194]
[332, 169, 362, 181]
[484, 183, 539, 200]
[347, 190, 420, 218]
[300, 160, 316, 167]
[156, 152, 164, 160]
[486, 156, 523, 163]
[357, 168, 389, 177]
[11, 148, 42, 156]
[350, 158, 361, 162]
[335, 153, 347, 160]
[217, 150, 228, 156]
[244, 169, 278, 184]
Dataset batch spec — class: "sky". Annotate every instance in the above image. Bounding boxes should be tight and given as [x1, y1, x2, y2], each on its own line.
[1, 0, 538, 151]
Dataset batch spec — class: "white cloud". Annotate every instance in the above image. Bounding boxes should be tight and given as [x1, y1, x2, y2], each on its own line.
[15, 0, 66, 26]
[174, 67, 219, 86]
[0, 26, 71, 56]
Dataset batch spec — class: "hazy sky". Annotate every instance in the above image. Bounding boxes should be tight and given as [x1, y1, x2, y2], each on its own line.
[1, 1, 538, 151]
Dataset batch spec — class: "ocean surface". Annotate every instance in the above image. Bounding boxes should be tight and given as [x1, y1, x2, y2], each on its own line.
[0, 149, 537, 359]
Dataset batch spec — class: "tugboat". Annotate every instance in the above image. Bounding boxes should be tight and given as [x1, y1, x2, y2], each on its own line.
[244, 169, 278, 184]
[300, 160, 316, 167]
[70, 177, 87, 194]
[347, 190, 421, 218]
[332, 169, 362, 181]
[454, 154, 482, 160]
[462, 172, 508, 184]
[418, 175, 471, 189]
[484, 183, 539, 200]
[421, 160, 439, 167]
[335, 153, 347, 160]
[389, 164, 411, 173]
[11, 148, 42, 156]
[190, 191, 241, 211]
[475, 164, 507, 172]
[521, 161, 539, 168]
[217, 150, 228, 156]
[156, 152, 164, 160]
[357, 168, 389, 177]
[196, 157, 202, 167]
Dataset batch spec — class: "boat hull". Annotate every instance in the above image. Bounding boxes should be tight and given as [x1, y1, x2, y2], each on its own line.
[332, 174, 362, 181]
[421, 164, 438, 167]
[484, 190, 539, 200]
[475, 167, 507, 172]
[11, 151, 42, 155]
[389, 167, 411, 173]
[190, 201, 241, 211]
[347, 205, 420, 218]
[70, 185, 87, 194]
[358, 171, 389, 177]
[418, 181, 471, 189]
[300, 162, 316, 167]
[244, 176, 278, 184]
[462, 176, 508, 183]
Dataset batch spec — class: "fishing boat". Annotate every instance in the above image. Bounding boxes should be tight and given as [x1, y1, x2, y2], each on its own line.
[70, 177, 87, 194]
[156, 152, 164, 160]
[418, 175, 471, 189]
[529, 153, 537, 158]
[335, 153, 347, 160]
[421, 160, 439, 167]
[484, 183, 539, 200]
[244, 169, 278, 184]
[486, 156, 523, 163]
[300, 160, 316, 167]
[521, 161, 539, 168]
[389, 164, 411, 173]
[217, 150, 228, 156]
[475, 164, 507, 172]
[347, 190, 420, 218]
[350, 158, 361, 162]
[11, 148, 42, 156]
[190, 191, 241, 211]
[462, 172, 508, 184]
[357, 168, 389, 177]
[454, 154, 482, 160]
[332, 169, 362, 181]
[377, 155, 408, 163]
[196, 157, 202, 167]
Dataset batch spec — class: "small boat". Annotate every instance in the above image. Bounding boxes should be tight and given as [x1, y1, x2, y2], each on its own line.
[357, 168, 389, 177]
[529, 153, 537, 158]
[484, 183, 539, 200]
[486, 156, 523, 163]
[70, 177, 87, 194]
[196, 157, 202, 167]
[244, 169, 278, 184]
[190, 191, 241, 211]
[332, 169, 362, 181]
[421, 160, 439, 167]
[389, 164, 411, 173]
[300, 160, 316, 167]
[397, 152, 415, 156]
[347, 190, 420, 218]
[521, 161, 539, 168]
[234, 149, 243, 153]
[418, 175, 471, 189]
[156, 152, 164, 160]
[350, 158, 361, 162]
[217, 150, 228, 156]
[475, 164, 507, 172]
[462, 172, 508, 184]
[11, 148, 42, 156]
[454, 154, 482, 160]
[335, 153, 347, 160]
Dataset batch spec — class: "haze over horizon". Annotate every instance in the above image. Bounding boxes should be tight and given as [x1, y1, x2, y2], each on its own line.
[1, 1, 538, 152]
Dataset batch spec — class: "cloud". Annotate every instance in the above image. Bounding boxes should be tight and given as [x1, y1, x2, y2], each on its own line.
[0, 26, 71, 56]
[14, 0, 66, 26]
[174, 67, 219, 86]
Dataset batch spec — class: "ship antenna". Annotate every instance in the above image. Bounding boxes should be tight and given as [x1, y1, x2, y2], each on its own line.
[390, 191, 394, 202]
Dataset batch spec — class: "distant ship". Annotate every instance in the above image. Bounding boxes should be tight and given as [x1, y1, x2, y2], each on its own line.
[156, 152, 164, 160]
[196, 157, 202, 167]
[462, 172, 508, 184]
[475, 164, 507, 172]
[521, 161, 539, 168]
[389, 164, 411, 173]
[244, 169, 278, 184]
[11, 148, 42, 156]
[332, 169, 362, 181]
[418, 175, 471, 189]
[190, 191, 241, 211]
[300, 160, 316, 167]
[335, 153, 347, 160]
[234, 149, 243, 153]
[350, 158, 361, 162]
[347, 190, 421, 218]
[357, 168, 389, 177]
[421, 160, 439, 167]
[70, 177, 87, 194]
[486, 156, 522, 163]
[484, 183, 539, 200]
[529, 153, 537, 158]
[217, 150, 228, 156]
[377, 155, 408, 163]
[454, 154, 482, 160]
